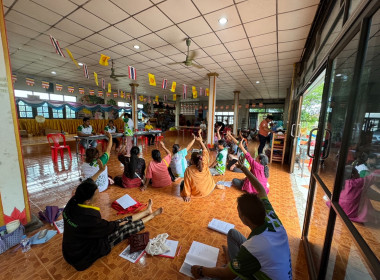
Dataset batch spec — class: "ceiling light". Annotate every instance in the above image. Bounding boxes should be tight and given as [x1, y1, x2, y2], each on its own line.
[51, 71, 56, 75]
[133, 45, 140, 49]
[336, 73, 342, 77]
[218, 17, 228, 25]
[256, 81, 260, 84]
[78, 62, 83, 66]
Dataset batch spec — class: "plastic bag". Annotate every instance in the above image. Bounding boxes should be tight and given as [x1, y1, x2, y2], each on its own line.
[145, 233, 170, 256]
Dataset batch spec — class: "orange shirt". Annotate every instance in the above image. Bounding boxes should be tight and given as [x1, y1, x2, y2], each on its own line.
[259, 119, 270, 137]
[181, 150, 215, 198]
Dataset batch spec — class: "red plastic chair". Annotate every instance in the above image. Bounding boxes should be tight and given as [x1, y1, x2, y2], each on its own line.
[47, 133, 72, 162]
[156, 128, 164, 142]
[135, 129, 148, 146]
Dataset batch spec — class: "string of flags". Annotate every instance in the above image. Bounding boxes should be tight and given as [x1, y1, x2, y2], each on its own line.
[20, 34, 213, 104]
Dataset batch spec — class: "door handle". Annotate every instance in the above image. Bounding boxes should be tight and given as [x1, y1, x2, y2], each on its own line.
[291, 124, 296, 137]
[321, 129, 331, 159]
[307, 128, 318, 158]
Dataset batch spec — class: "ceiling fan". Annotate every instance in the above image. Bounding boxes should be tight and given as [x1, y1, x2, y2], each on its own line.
[168, 38, 204, 69]
[110, 60, 128, 81]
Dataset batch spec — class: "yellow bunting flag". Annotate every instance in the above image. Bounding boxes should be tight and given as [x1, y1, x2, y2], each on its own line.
[171, 81, 176, 92]
[173, 94, 176, 101]
[192, 86, 197, 99]
[148, 73, 156, 86]
[206, 88, 209, 96]
[139, 95, 144, 102]
[94, 72, 98, 86]
[108, 83, 111, 93]
[155, 95, 159, 102]
[65, 48, 80, 68]
[99, 54, 110, 66]
[120, 91, 125, 98]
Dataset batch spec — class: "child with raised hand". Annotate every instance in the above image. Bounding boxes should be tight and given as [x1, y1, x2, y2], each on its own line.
[169, 133, 196, 179]
[228, 131, 270, 194]
[81, 131, 113, 192]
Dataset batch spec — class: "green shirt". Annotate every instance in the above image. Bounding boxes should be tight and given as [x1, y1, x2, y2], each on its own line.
[215, 148, 228, 174]
[123, 118, 134, 136]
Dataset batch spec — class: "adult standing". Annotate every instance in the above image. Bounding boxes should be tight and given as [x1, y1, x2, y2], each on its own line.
[123, 113, 134, 157]
[77, 117, 97, 149]
[258, 115, 274, 154]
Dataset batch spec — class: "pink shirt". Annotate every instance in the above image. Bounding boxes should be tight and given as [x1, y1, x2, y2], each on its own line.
[242, 152, 269, 194]
[146, 154, 172, 188]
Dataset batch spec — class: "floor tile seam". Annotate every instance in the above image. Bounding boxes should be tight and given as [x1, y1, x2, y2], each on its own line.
[31, 249, 56, 280]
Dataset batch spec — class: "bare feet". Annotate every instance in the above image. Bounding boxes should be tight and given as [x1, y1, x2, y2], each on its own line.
[152, 207, 163, 217]
[147, 199, 153, 214]
[216, 184, 226, 190]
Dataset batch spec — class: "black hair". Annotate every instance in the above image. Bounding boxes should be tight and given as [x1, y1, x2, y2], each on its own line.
[191, 152, 203, 172]
[85, 148, 99, 164]
[266, 115, 274, 120]
[108, 120, 114, 124]
[152, 149, 162, 162]
[237, 193, 266, 226]
[83, 117, 90, 122]
[258, 153, 269, 178]
[123, 113, 131, 118]
[73, 179, 98, 204]
[218, 139, 227, 147]
[356, 152, 369, 165]
[127, 146, 140, 178]
[172, 144, 180, 154]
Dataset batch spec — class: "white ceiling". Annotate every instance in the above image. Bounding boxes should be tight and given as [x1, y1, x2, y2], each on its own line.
[4, 0, 319, 100]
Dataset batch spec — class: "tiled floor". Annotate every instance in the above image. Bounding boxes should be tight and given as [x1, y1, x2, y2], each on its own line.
[2, 134, 310, 279]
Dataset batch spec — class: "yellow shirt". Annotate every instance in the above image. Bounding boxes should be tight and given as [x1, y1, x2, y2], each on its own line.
[145, 124, 153, 131]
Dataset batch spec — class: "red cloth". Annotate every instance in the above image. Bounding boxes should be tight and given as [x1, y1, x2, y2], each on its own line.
[111, 201, 147, 215]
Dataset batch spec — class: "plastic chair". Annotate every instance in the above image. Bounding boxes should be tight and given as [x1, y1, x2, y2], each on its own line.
[47, 133, 72, 162]
[156, 128, 164, 142]
[135, 129, 148, 146]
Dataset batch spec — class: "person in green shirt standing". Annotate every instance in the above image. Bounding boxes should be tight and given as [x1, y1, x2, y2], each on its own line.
[191, 155, 292, 280]
[123, 113, 134, 157]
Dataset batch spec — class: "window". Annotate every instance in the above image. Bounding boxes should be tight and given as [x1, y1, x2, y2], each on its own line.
[64, 95, 76, 102]
[14, 90, 31, 98]
[50, 94, 64, 101]
[52, 108, 64, 118]
[118, 102, 130, 107]
[215, 111, 234, 125]
[137, 104, 143, 109]
[65, 106, 76, 119]
[33, 92, 49, 100]
[18, 101, 33, 118]
[36, 103, 49, 118]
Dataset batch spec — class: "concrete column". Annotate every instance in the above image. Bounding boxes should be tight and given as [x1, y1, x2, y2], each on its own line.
[0, 4, 31, 226]
[207, 73, 219, 145]
[175, 94, 180, 126]
[129, 83, 139, 130]
[233, 91, 240, 135]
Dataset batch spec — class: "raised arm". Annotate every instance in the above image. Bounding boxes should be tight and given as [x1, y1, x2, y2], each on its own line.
[186, 134, 196, 152]
[104, 131, 113, 155]
[226, 130, 238, 144]
[236, 155, 267, 199]
[238, 140, 248, 155]
[216, 126, 222, 140]
[91, 159, 107, 181]
[195, 135, 206, 151]
[159, 141, 171, 156]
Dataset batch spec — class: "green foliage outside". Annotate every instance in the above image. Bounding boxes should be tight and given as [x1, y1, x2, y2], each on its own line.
[107, 99, 116, 106]
[300, 82, 324, 134]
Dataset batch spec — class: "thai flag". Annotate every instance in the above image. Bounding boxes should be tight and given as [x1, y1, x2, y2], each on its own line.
[162, 79, 168, 89]
[128, 66, 136, 80]
[183, 84, 187, 99]
[199, 87, 203, 96]
[49, 35, 65, 57]
[83, 64, 89, 79]
[102, 78, 105, 89]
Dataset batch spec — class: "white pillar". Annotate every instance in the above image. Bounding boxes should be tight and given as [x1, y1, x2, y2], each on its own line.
[130, 83, 139, 130]
[207, 73, 219, 145]
[233, 91, 240, 135]
[0, 4, 31, 226]
[175, 94, 180, 127]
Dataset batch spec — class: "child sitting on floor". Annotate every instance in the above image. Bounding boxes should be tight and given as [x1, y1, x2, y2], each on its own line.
[169, 133, 196, 179]
[81, 131, 113, 192]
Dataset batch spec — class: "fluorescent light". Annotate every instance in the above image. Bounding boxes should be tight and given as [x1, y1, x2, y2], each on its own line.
[133, 45, 140, 49]
[218, 17, 228, 25]
[51, 71, 56, 75]
[78, 62, 83, 66]
[336, 73, 342, 77]
[256, 81, 260, 84]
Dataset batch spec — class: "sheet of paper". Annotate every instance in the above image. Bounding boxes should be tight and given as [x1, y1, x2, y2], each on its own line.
[208, 218, 235, 235]
[159, 240, 179, 258]
[116, 194, 137, 209]
[119, 245, 145, 263]
[187, 241, 219, 266]
[216, 181, 232, 187]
